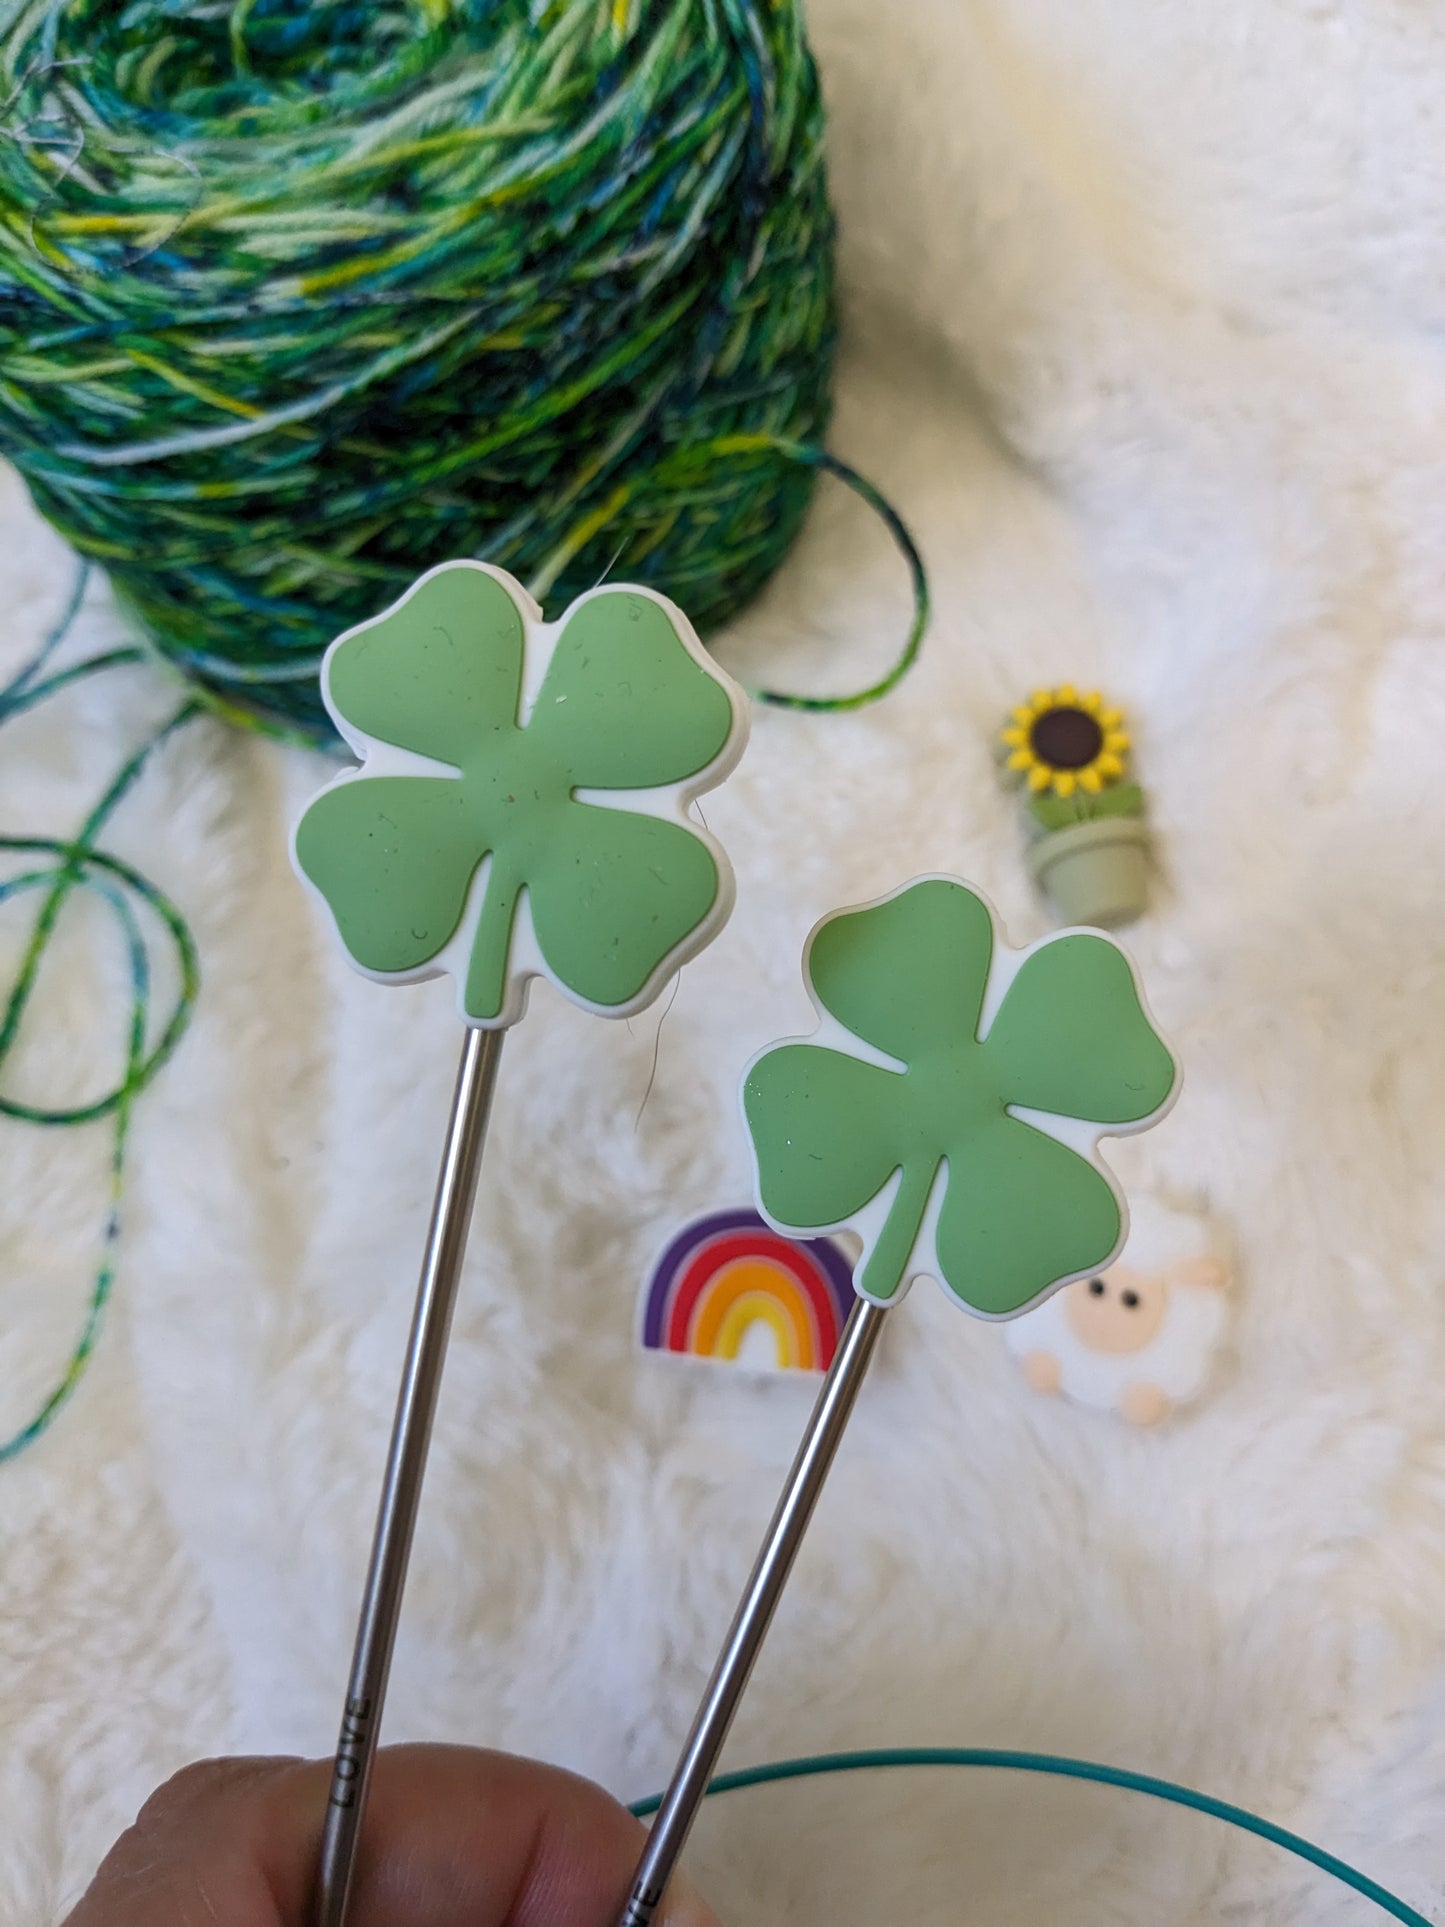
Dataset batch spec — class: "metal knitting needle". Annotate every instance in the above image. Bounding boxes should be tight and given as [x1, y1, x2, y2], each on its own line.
[315, 1023, 505, 1927]
[616, 1294, 888, 1927]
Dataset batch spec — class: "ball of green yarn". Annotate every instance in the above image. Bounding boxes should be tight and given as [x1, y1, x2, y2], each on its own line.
[0, 0, 835, 742]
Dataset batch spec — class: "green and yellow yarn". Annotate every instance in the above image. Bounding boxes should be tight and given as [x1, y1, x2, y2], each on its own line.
[0, 0, 859, 740]
[0, 1, 928, 1458]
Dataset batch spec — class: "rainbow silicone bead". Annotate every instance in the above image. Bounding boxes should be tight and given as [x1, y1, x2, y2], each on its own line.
[293, 561, 748, 1026]
[640, 1209, 856, 1374]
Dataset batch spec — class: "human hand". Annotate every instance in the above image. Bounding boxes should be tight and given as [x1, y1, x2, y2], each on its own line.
[61, 1744, 718, 1927]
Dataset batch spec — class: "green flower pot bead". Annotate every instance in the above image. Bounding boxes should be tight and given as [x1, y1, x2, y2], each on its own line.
[293, 562, 749, 1027]
[742, 878, 1179, 1317]
[999, 684, 1152, 929]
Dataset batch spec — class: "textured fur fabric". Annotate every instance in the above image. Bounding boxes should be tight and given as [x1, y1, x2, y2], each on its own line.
[3, 4, 1444, 1920]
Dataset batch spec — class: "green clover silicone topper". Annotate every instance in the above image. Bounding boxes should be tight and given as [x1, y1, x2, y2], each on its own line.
[742, 877, 1179, 1316]
[293, 562, 748, 1025]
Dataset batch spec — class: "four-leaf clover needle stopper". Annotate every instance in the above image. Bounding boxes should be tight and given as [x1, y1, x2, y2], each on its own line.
[290, 561, 748, 1927]
[617, 875, 1179, 1926]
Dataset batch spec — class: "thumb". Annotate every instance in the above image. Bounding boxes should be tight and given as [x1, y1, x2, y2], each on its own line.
[62, 1744, 720, 1927]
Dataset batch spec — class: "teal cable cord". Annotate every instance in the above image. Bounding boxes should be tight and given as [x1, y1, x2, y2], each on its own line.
[627, 1748, 1432, 1926]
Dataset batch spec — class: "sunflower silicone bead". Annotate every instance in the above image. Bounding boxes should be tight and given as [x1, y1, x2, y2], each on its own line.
[1000, 686, 1132, 798]
[998, 685, 1151, 929]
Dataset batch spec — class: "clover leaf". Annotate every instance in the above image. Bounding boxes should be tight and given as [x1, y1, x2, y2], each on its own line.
[293, 562, 747, 1025]
[742, 878, 1178, 1316]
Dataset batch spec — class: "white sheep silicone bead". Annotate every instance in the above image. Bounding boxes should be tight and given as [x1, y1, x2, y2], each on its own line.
[1004, 1196, 1229, 1425]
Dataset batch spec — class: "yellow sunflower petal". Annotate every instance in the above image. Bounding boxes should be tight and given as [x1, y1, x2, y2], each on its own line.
[1080, 691, 1103, 714]
[1105, 730, 1131, 754]
[1096, 752, 1124, 780]
[1078, 766, 1103, 793]
[1030, 688, 1052, 712]
[1055, 771, 1077, 798]
[1013, 703, 1037, 727]
[999, 726, 1026, 747]
[1056, 682, 1078, 705]
[1100, 708, 1124, 730]
[1006, 749, 1034, 772]
[1027, 764, 1051, 792]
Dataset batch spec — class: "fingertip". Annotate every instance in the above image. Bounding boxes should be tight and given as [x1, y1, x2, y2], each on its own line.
[332, 1745, 690, 1927]
[657, 1868, 723, 1927]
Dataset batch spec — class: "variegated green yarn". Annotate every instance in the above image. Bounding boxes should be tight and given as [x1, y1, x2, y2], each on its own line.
[0, 565, 199, 1462]
[0, 0, 843, 742]
[0, 0, 927, 1462]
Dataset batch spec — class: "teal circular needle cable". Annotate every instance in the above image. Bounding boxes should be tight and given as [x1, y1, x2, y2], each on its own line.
[629, 1747, 1431, 1925]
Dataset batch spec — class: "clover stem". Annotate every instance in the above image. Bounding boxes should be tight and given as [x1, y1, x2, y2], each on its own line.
[464, 859, 519, 1021]
[858, 1156, 941, 1302]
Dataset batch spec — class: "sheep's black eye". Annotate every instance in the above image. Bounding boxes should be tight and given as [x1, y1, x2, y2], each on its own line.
[1088, 1277, 1106, 1296]
[1122, 1289, 1140, 1310]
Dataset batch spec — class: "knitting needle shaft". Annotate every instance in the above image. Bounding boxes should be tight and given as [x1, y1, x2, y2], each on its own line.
[315, 1023, 505, 1927]
[615, 1294, 887, 1927]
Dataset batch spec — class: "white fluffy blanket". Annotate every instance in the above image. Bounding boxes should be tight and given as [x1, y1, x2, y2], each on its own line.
[3, 4, 1444, 1920]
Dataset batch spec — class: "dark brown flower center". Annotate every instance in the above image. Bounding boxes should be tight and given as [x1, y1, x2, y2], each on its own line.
[1029, 705, 1104, 770]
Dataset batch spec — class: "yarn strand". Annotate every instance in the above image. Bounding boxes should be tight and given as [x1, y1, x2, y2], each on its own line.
[0, 581, 199, 1461]
[724, 440, 928, 713]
